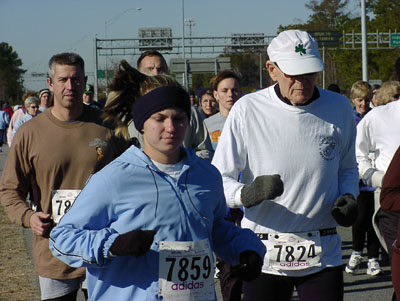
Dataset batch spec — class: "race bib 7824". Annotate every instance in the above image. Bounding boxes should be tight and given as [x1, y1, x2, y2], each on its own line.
[266, 231, 322, 270]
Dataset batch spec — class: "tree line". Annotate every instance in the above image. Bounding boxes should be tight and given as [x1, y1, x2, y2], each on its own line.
[195, 0, 400, 94]
[2, 0, 400, 103]
[0, 42, 25, 106]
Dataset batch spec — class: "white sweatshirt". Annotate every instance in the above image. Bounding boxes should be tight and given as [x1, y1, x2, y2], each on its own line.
[212, 85, 359, 276]
[356, 100, 400, 188]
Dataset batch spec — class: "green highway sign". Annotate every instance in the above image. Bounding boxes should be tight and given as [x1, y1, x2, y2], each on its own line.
[309, 31, 341, 47]
[97, 70, 114, 79]
[97, 70, 105, 79]
[369, 79, 382, 86]
[390, 33, 400, 47]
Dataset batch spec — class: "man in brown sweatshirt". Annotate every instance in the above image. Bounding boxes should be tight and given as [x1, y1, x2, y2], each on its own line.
[0, 52, 126, 301]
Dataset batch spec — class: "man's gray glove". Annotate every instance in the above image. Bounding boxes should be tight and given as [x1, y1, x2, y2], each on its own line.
[331, 194, 358, 227]
[241, 175, 284, 208]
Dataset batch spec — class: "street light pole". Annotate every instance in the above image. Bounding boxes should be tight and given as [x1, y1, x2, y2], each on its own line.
[185, 18, 195, 58]
[104, 7, 142, 95]
[104, 21, 109, 94]
[182, 0, 188, 90]
[104, 7, 142, 37]
[361, 0, 368, 82]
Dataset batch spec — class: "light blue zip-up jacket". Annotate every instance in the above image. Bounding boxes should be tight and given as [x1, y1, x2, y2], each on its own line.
[50, 146, 265, 300]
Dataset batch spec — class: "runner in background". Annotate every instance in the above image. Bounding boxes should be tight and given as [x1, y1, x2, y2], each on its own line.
[203, 70, 244, 301]
[370, 84, 381, 108]
[82, 84, 103, 110]
[7, 90, 35, 147]
[345, 81, 384, 276]
[0, 107, 10, 152]
[205, 70, 241, 151]
[356, 80, 400, 265]
[3, 101, 14, 119]
[198, 88, 218, 119]
[11, 96, 41, 144]
[126, 50, 214, 161]
[38, 88, 51, 112]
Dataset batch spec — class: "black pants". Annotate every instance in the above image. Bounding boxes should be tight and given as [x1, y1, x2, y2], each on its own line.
[242, 266, 343, 301]
[217, 259, 243, 301]
[217, 208, 244, 301]
[352, 191, 380, 258]
[0, 129, 4, 145]
[376, 208, 400, 264]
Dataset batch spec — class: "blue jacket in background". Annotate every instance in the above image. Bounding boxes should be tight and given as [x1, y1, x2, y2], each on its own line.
[50, 146, 265, 300]
[0, 110, 10, 130]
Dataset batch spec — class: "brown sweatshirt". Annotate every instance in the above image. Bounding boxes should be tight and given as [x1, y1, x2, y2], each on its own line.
[0, 107, 127, 279]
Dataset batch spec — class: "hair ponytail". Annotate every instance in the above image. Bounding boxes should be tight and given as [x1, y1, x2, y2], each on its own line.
[103, 60, 147, 139]
[103, 60, 184, 140]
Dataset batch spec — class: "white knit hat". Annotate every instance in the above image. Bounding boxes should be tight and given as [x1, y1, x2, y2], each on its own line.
[267, 30, 324, 76]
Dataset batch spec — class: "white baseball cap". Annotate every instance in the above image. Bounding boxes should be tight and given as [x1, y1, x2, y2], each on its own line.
[267, 30, 324, 76]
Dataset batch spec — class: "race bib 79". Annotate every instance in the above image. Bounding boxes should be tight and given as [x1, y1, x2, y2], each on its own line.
[51, 190, 81, 224]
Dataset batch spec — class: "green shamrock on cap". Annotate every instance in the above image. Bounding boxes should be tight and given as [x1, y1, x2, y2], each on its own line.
[295, 44, 306, 56]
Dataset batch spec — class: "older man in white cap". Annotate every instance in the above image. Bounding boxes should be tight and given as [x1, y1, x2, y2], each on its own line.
[212, 30, 359, 300]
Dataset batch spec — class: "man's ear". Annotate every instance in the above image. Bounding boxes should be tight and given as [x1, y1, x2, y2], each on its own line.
[266, 61, 278, 82]
[47, 77, 53, 91]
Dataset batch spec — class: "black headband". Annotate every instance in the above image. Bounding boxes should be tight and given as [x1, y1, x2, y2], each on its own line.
[133, 86, 191, 131]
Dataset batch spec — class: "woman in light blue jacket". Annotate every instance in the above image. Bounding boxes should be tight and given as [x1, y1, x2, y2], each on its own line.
[49, 61, 265, 301]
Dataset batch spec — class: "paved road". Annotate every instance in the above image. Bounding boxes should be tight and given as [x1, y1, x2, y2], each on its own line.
[0, 144, 394, 300]
[339, 226, 394, 301]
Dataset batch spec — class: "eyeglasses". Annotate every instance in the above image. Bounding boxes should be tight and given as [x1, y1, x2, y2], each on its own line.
[30, 105, 39, 109]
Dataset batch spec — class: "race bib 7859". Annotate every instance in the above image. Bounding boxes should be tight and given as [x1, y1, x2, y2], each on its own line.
[158, 239, 215, 301]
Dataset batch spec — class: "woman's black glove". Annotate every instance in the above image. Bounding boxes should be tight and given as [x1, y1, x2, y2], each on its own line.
[241, 175, 284, 208]
[110, 229, 156, 257]
[331, 194, 358, 227]
[232, 250, 263, 281]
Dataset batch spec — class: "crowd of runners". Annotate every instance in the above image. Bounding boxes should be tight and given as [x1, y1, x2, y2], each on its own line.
[0, 29, 400, 301]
